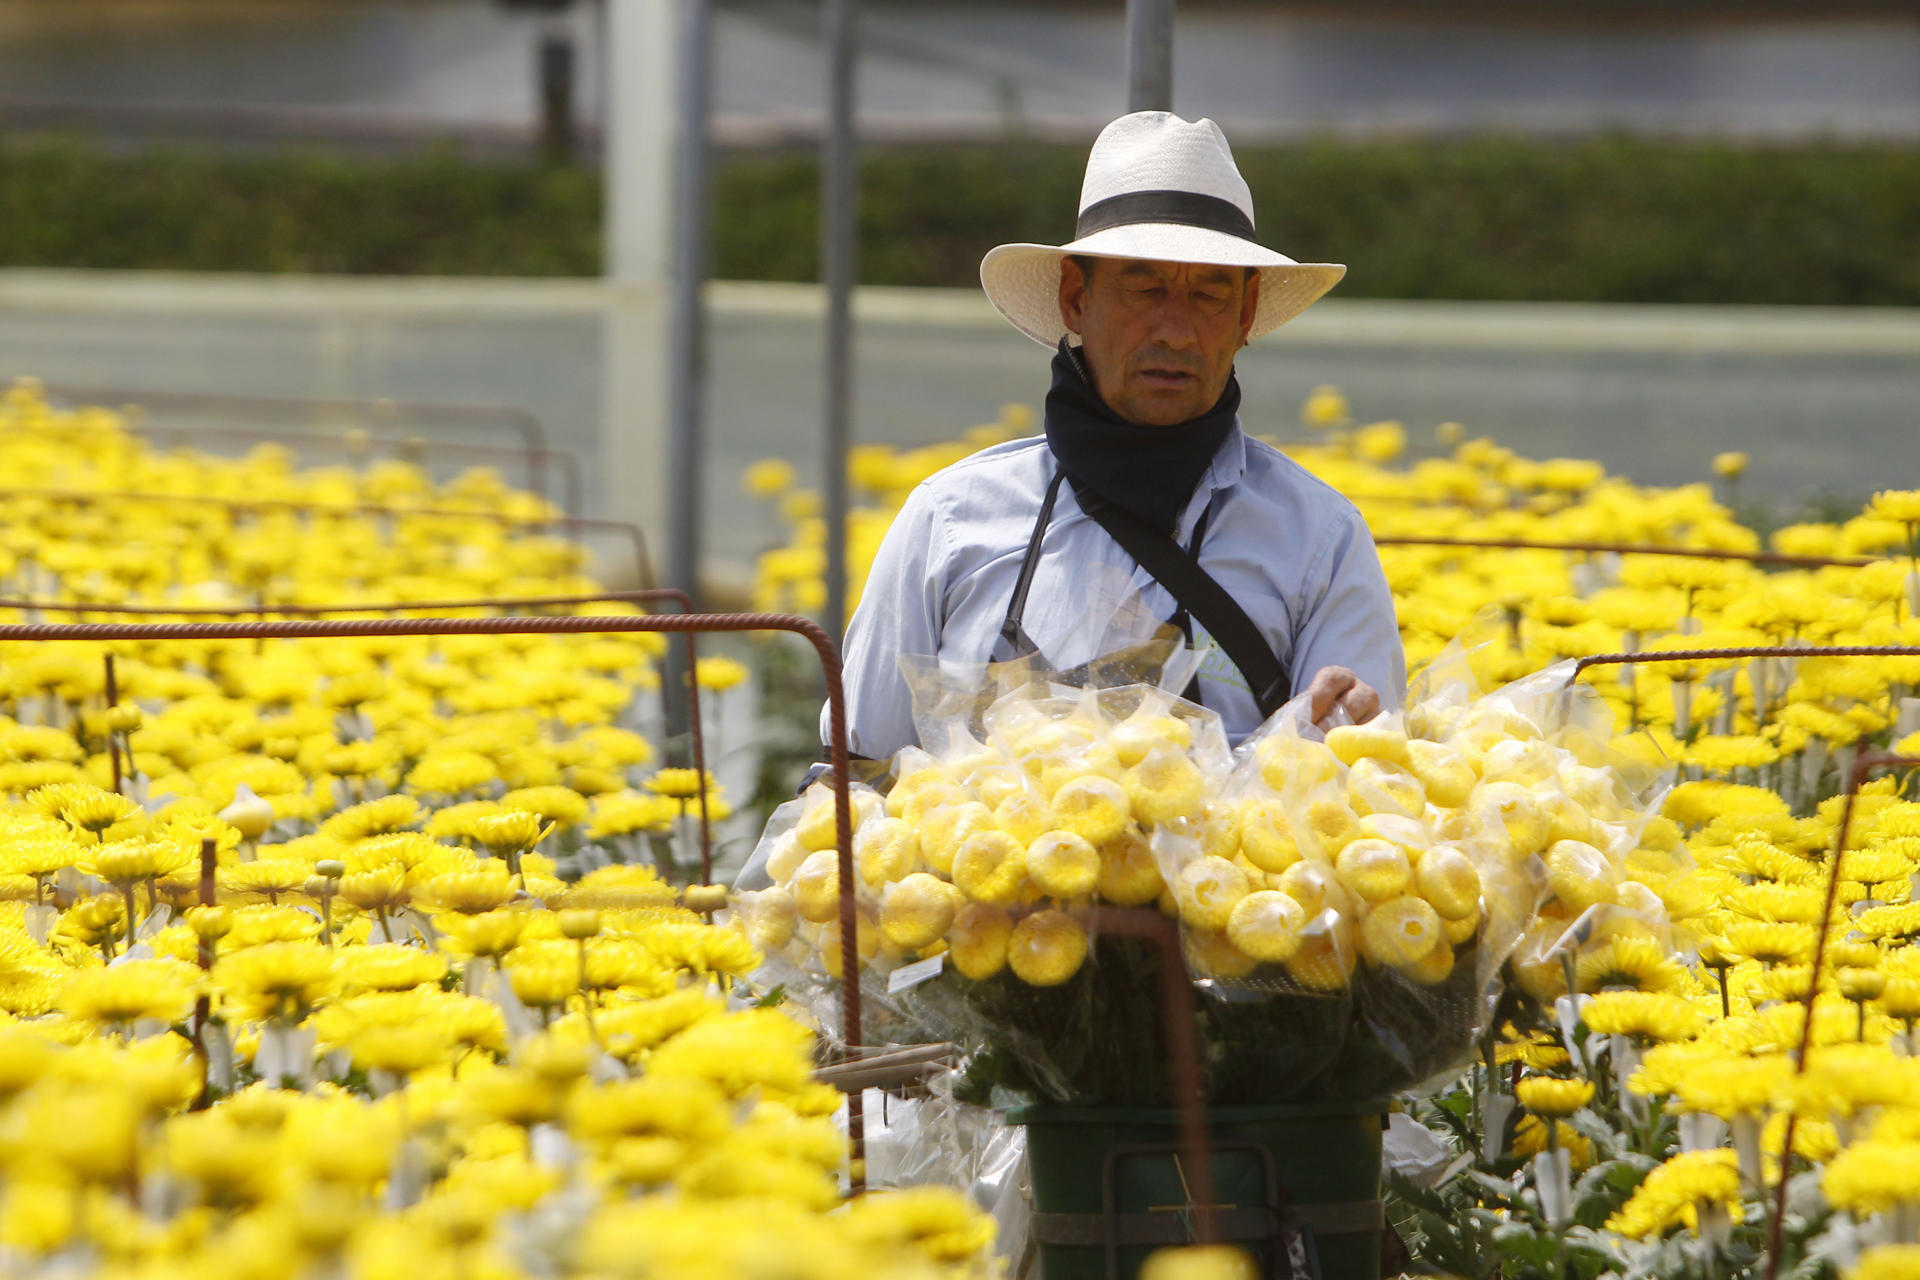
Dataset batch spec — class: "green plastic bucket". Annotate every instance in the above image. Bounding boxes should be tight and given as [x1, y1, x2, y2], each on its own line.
[1009, 1101, 1388, 1280]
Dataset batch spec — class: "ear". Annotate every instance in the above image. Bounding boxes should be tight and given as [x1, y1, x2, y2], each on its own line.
[1238, 269, 1261, 346]
[1058, 256, 1088, 336]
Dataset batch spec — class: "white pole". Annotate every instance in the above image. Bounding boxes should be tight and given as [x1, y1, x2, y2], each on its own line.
[602, 0, 677, 584]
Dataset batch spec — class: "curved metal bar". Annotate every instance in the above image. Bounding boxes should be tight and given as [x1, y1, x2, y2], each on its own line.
[0, 589, 710, 876]
[1073, 906, 1216, 1245]
[1375, 535, 1873, 571]
[1571, 644, 1920, 682]
[1572, 644, 1920, 1276]
[0, 610, 859, 1186]
[1766, 749, 1920, 1280]
[0, 588, 689, 617]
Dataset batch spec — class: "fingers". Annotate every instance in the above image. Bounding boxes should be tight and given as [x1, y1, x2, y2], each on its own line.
[1342, 681, 1381, 725]
[1306, 666, 1382, 728]
[1306, 666, 1357, 724]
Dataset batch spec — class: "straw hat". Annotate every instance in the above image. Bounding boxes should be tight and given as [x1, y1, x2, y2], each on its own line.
[979, 111, 1346, 348]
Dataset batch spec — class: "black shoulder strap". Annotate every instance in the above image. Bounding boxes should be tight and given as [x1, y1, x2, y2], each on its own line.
[997, 470, 1067, 659]
[1067, 477, 1292, 718]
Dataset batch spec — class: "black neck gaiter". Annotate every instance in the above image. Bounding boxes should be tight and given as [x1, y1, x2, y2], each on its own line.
[1042, 338, 1240, 536]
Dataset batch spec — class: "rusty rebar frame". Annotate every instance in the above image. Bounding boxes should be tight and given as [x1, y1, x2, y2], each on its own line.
[10, 590, 719, 882]
[0, 611, 864, 1186]
[1569, 646, 1920, 1279]
[1376, 535, 1873, 572]
[0, 486, 653, 588]
[1076, 906, 1218, 1246]
[1757, 747, 1920, 1280]
[0, 589, 679, 619]
[1572, 644, 1920, 684]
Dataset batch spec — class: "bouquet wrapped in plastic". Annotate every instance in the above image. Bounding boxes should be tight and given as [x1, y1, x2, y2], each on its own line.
[733, 640, 1693, 1108]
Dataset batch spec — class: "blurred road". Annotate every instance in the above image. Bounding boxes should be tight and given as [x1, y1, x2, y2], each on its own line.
[1, 277, 1914, 585]
[0, 0, 1916, 144]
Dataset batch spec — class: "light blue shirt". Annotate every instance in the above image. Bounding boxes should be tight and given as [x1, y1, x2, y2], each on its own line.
[826, 426, 1406, 761]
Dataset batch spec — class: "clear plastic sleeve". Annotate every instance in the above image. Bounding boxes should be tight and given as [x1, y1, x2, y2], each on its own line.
[742, 625, 1686, 1109]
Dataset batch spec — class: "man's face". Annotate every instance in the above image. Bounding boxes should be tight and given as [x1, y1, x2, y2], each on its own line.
[1058, 256, 1260, 427]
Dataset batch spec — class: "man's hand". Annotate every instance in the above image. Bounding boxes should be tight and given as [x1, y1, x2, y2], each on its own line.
[1305, 665, 1381, 730]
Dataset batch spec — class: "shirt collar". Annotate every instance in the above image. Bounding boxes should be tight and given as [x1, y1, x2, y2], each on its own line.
[1172, 420, 1248, 542]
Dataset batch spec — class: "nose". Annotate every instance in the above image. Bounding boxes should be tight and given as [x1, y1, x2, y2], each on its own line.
[1144, 292, 1201, 351]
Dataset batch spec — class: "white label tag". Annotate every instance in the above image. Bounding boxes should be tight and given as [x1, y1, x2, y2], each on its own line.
[888, 953, 945, 993]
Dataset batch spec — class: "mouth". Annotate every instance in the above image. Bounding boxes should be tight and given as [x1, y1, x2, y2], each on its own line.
[1136, 368, 1199, 390]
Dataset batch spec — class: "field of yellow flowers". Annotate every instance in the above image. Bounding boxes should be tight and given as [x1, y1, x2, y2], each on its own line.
[746, 387, 1920, 1280]
[5, 363, 1920, 1280]
[0, 381, 996, 1280]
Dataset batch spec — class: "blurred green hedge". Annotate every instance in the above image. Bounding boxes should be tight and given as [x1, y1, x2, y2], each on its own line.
[5, 134, 1919, 304]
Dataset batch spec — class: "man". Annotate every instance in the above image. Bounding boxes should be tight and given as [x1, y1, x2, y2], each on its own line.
[832, 111, 1404, 762]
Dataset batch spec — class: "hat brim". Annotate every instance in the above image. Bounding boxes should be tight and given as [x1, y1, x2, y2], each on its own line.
[979, 223, 1346, 348]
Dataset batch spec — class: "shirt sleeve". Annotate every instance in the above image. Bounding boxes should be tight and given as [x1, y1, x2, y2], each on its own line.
[819, 481, 949, 761]
[1289, 511, 1408, 712]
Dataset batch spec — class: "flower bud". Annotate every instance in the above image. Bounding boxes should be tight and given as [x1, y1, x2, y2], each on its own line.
[218, 784, 275, 840]
[1839, 967, 1888, 1002]
[314, 859, 346, 880]
[1695, 935, 1733, 969]
[557, 909, 602, 940]
[105, 705, 143, 733]
[187, 904, 233, 941]
[682, 884, 729, 914]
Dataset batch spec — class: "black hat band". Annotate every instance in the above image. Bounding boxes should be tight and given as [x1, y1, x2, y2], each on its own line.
[1074, 189, 1256, 242]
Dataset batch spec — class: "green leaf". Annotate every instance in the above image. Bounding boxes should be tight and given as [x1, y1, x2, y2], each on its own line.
[1491, 1220, 1562, 1268]
[1566, 1106, 1626, 1154]
[1572, 1159, 1639, 1228]
[1386, 1169, 1451, 1216]
[1466, 1168, 1522, 1204]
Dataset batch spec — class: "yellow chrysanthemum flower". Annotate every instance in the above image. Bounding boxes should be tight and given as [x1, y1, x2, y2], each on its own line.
[879, 873, 959, 951]
[1007, 909, 1088, 987]
[1333, 838, 1411, 904]
[1581, 990, 1704, 1042]
[1025, 831, 1100, 900]
[952, 830, 1028, 906]
[1604, 1149, 1743, 1240]
[56, 959, 199, 1028]
[1824, 1139, 1920, 1216]
[1096, 827, 1164, 907]
[1172, 856, 1250, 933]
[1515, 1076, 1594, 1117]
[1225, 890, 1306, 965]
[1050, 775, 1132, 846]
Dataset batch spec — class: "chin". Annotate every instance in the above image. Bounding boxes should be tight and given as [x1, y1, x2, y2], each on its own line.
[1124, 399, 1204, 427]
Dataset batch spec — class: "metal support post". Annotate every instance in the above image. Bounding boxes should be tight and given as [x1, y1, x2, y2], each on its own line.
[666, 0, 712, 607]
[539, 16, 578, 162]
[821, 0, 857, 646]
[1126, 0, 1175, 113]
[662, 0, 714, 749]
